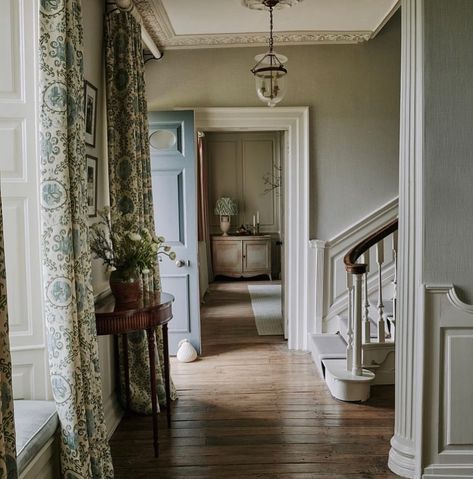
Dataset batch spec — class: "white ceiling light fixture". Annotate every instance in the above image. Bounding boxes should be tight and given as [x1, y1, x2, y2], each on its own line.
[250, 0, 296, 107]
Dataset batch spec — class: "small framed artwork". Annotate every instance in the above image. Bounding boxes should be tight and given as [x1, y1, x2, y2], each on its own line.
[86, 155, 98, 217]
[84, 80, 98, 147]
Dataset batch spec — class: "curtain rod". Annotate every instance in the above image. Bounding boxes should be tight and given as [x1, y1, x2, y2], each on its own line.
[109, 0, 163, 60]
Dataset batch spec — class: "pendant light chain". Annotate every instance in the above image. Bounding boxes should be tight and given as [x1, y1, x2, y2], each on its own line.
[250, 0, 288, 107]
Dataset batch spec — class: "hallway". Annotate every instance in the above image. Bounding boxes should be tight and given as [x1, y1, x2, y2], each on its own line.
[110, 282, 397, 478]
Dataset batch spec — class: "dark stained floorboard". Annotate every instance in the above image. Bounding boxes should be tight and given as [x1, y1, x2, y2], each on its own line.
[110, 281, 397, 478]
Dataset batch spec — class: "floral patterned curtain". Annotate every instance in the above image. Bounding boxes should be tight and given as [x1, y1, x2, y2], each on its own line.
[0, 202, 17, 479]
[105, 11, 176, 414]
[39, 1, 114, 477]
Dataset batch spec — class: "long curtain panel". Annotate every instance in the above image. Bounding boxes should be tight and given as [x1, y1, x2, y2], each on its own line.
[39, 1, 113, 477]
[105, 11, 176, 414]
[0, 200, 17, 479]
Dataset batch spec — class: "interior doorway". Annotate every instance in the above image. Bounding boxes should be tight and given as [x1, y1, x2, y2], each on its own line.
[201, 130, 285, 340]
[193, 107, 310, 351]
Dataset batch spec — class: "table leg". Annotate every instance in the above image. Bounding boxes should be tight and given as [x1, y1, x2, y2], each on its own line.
[122, 334, 131, 411]
[146, 328, 159, 458]
[163, 323, 171, 428]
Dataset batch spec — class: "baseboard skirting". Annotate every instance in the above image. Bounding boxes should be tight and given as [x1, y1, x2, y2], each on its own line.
[103, 391, 124, 440]
[423, 465, 473, 478]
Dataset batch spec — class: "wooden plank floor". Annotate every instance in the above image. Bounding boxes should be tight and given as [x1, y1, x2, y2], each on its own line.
[110, 281, 397, 478]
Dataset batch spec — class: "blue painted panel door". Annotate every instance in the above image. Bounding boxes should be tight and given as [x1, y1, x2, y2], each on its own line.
[148, 110, 201, 354]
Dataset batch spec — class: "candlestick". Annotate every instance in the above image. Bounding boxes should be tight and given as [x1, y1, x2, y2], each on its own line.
[253, 215, 256, 231]
[256, 211, 260, 224]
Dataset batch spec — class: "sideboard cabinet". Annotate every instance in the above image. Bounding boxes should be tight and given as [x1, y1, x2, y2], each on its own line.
[211, 235, 272, 280]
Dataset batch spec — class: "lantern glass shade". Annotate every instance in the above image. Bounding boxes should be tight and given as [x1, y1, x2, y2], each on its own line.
[252, 52, 287, 107]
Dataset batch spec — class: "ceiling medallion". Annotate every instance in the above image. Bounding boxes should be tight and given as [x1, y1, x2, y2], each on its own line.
[244, 0, 304, 10]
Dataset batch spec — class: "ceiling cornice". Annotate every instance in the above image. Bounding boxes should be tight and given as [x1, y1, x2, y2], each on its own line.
[134, 0, 396, 50]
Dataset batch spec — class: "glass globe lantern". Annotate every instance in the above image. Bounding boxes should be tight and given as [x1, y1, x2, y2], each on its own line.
[251, 0, 288, 107]
[252, 52, 287, 107]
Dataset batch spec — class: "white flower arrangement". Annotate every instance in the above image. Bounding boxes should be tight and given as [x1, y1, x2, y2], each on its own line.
[90, 207, 176, 280]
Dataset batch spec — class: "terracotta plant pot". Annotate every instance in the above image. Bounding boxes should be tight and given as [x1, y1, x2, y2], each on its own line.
[109, 270, 142, 305]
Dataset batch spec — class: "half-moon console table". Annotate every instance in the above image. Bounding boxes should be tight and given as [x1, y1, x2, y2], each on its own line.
[95, 291, 174, 458]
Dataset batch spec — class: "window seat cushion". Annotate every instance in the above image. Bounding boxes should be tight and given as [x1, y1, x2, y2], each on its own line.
[14, 400, 58, 473]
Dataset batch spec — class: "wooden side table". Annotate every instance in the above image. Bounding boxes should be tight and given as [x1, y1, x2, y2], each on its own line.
[95, 291, 174, 457]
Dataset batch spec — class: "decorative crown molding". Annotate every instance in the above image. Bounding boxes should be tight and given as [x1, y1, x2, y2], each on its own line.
[134, 0, 374, 49]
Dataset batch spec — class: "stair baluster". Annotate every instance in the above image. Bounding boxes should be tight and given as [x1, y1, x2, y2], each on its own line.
[362, 252, 371, 344]
[376, 240, 386, 343]
[391, 230, 398, 340]
[352, 273, 363, 376]
[346, 272, 353, 371]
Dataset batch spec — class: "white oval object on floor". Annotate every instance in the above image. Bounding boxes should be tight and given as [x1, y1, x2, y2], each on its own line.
[176, 339, 198, 363]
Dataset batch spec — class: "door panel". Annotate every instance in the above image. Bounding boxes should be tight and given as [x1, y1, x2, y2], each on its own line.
[148, 110, 201, 354]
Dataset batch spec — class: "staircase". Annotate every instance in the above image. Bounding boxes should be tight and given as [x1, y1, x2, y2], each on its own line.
[311, 219, 398, 402]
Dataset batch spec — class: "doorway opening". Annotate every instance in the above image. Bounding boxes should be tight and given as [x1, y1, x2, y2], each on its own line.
[194, 107, 310, 351]
[201, 130, 285, 342]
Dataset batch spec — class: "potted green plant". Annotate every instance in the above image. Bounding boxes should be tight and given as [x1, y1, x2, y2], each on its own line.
[90, 207, 176, 304]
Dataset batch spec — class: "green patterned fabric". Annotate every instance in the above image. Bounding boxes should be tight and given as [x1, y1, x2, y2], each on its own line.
[39, 1, 114, 477]
[0, 200, 17, 479]
[105, 11, 176, 414]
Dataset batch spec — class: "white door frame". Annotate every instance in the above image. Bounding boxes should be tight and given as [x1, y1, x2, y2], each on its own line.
[194, 107, 310, 351]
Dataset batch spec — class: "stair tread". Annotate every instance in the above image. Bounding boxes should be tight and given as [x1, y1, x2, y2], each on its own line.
[310, 334, 347, 359]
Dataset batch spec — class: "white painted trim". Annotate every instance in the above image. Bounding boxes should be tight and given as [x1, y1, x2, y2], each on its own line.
[136, 0, 399, 48]
[327, 197, 398, 249]
[389, 1, 425, 477]
[194, 107, 310, 351]
[309, 197, 398, 334]
[421, 284, 473, 478]
[308, 240, 326, 334]
[103, 392, 124, 440]
[370, 0, 401, 39]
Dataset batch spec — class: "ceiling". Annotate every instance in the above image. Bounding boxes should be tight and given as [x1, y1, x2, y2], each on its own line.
[134, 0, 400, 50]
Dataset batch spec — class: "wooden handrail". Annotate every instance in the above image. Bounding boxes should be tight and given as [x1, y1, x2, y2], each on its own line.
[344, 219, 398, 275]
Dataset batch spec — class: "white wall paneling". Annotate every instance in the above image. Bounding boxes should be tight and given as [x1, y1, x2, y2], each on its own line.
[422, 285, 473, 478]
[195, 107, 309, 351]
[207, 131, 281, 235]
[0, 0, 49, 399]
[309, 197, 398, 334]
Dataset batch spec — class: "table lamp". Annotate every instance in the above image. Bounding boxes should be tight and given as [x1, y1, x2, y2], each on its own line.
[214, 197, 238, 236]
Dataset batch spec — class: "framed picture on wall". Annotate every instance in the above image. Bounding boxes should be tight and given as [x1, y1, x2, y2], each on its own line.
[86, 155, 98, 217]
[84, 80, 98, 147]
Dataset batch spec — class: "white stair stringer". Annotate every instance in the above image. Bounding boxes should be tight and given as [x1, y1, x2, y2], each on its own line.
[362, 341, 395, 385]
[322, 359, 375, 402]
[308, 333, 347, 377]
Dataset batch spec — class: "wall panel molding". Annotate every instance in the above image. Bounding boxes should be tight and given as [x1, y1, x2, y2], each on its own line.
[207, 131, 281, 235]
[0, 0, 47, 400]
[309, 197, 398, 333]
[422, 284, 473, 477]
